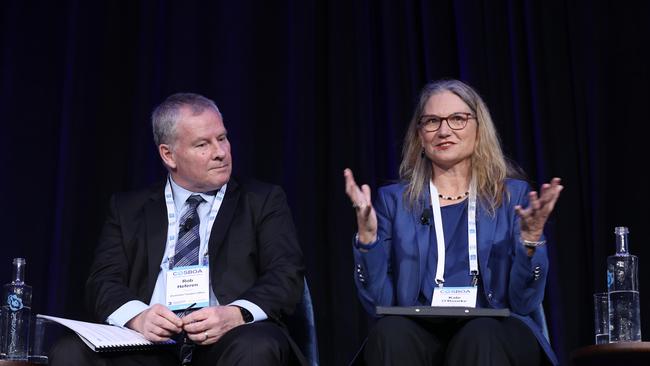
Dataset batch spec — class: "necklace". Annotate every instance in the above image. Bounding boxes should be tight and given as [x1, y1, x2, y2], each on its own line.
[438, 191, 469, 201]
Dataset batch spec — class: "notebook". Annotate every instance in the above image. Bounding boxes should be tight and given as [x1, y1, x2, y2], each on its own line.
[376, 306, 510, 318]
[37, 314, 175, 352]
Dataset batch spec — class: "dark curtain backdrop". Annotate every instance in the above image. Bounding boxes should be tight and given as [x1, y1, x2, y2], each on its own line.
[1, 1, 649, 365]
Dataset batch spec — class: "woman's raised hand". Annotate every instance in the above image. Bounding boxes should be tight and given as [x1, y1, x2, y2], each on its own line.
[344, 168, 377, 244]
[515, 177, 564, 241]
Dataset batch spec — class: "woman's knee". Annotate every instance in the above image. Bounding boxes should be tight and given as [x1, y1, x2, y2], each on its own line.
[454, 317, 502, 341]
[364, 316, 445, 365]
[368, 316, 421, 342]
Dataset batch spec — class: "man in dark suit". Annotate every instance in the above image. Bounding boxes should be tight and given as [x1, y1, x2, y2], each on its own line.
[50, 93, 305, 365]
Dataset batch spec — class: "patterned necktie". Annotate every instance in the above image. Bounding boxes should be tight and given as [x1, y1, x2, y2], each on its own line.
[174, 195, 204, 268]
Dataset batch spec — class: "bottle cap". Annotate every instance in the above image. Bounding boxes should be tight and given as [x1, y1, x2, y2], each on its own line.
[614, 227, 629, 235]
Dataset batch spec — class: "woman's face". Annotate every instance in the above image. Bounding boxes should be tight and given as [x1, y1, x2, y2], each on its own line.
[418, 91, 478, 170]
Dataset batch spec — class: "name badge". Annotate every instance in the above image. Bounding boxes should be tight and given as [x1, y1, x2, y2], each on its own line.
[166, 265, 210, 311]
[431, 286, 477, 308]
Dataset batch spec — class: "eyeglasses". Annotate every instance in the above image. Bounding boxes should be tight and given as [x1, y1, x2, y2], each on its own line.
[418, 112, 476, 132]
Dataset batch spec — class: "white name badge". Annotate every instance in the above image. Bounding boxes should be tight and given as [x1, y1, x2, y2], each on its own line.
[166, 265, 210, 311]
[431, 286, 478, 308]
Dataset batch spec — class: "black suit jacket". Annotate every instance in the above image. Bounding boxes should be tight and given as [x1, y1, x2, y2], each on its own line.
[85, 177, 305, 326]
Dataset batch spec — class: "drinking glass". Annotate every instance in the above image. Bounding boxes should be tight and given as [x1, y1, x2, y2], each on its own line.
[594, 292, 609, 344]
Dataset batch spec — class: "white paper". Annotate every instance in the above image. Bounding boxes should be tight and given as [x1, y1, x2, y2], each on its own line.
[36, 314, 174, 352]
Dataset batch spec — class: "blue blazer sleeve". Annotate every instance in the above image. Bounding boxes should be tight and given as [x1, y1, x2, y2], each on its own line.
[503, 180, 549, 316]
[352, 185, 397, 314]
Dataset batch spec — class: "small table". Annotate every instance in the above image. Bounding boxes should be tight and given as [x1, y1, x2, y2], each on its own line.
[570, 342, 650, 366]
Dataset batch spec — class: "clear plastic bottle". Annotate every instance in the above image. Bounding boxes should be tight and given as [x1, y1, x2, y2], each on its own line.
[607, 227, 642, 342]
[1, 258, 32, 359]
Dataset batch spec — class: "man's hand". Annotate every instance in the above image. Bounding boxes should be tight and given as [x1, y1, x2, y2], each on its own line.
[181, 305, 245, 345]
[125, 304, 183, 342]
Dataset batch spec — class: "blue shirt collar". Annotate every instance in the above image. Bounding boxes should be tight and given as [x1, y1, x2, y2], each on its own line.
[168, 176, 225, 213]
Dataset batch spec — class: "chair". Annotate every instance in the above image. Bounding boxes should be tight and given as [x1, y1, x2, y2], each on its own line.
[285, 278, 320, 366]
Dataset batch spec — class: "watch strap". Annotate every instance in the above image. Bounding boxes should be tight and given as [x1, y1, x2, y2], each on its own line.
[235, 305, 254, 323]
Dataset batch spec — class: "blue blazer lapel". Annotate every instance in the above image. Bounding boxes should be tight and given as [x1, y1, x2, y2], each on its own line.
[476, 205, 497, 281]
[413, 187, 431, 302]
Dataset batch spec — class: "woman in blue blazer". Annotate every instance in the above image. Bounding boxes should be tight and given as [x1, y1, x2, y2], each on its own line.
[344, 79, 563, 366]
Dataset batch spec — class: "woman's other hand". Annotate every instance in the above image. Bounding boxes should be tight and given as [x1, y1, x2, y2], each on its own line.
[515, 177, 564, 241]
[344, 168, 377, 244]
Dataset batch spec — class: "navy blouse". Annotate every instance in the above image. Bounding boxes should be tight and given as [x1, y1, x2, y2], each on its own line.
[420, 199, 488, 307]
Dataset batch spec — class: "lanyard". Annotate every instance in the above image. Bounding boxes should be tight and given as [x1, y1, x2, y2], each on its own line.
[164, 177, 226, 269]
[429, 180, 479, 287]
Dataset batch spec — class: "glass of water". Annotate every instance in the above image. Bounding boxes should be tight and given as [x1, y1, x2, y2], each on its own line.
[29, 316, 50, 364]
[594, 292, 609, 344]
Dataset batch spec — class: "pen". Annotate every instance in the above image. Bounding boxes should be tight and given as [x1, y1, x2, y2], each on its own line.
[179, 302, 197, 318]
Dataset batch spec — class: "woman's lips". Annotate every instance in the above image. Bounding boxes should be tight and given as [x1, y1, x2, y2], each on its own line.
[434, 141, 454, 150]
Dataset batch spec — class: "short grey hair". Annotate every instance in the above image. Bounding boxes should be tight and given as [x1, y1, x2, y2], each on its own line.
[151, 92, 221, 146]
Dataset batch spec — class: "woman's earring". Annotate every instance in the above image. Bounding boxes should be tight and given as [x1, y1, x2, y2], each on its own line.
[420, 149, 425, 158]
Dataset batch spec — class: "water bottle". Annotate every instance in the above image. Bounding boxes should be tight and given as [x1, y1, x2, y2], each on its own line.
[607, 227, 642, 342]
[1, 258, 32, 359]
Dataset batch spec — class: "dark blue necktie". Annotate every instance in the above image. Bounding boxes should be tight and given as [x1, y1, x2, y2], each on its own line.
[173, 195, 204, 267]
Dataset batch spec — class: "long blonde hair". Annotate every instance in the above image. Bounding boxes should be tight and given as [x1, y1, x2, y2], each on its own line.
[399, 79, 516, 214]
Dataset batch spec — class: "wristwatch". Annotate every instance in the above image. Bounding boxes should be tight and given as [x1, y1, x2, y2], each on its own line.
[235, 306, 254, 323]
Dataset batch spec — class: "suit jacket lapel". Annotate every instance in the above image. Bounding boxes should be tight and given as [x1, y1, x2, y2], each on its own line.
[477, 205, 496, 279]
[413, 186, 431, 303]
[208, 179, 241, 260]
[142, 179, 241, 300]
[145, 183, 168, 297]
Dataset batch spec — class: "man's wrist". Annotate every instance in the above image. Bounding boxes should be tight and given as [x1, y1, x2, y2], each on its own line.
[107, 300, 149, 328]
[125, 310, 145, 333]
[233, 305, 253, 323]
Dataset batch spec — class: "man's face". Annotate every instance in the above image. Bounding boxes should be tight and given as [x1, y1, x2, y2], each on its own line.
[159, 107, 232, 192]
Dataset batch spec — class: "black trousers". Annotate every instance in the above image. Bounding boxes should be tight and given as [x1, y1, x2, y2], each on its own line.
[48, 321, 298, 366]
[363, 316, 543, 366]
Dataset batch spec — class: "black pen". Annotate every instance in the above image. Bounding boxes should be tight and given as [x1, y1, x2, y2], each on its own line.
[176, 302, 197, 347]
[179, 302, 197, 317]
